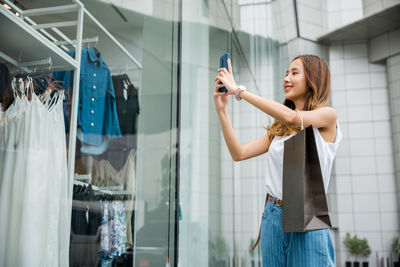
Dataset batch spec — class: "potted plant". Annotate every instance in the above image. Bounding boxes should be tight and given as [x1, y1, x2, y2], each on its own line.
[343, 233, 371, 267]
[359, 237, 371, 267]
[343, 233, 356, 267]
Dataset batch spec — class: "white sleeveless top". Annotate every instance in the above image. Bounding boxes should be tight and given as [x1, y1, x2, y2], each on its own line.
[265, 123, 342, 199]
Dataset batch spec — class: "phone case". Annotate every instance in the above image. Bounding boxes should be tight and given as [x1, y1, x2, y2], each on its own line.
[219, 52, 229, 93]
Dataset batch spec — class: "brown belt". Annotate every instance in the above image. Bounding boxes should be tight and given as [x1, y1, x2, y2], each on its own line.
[251, 194, 283, 251]
[268, 194, 283, 207]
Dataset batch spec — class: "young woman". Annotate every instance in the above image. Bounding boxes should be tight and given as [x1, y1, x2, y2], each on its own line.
[213, 55, 342, 266]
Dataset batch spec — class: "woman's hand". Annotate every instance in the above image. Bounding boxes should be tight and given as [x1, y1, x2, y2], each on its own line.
[214, 83, 229, 111]
[214, 58, 238, 95]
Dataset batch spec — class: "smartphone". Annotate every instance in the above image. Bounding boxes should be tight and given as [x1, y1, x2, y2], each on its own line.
[219, 52, 229, 93]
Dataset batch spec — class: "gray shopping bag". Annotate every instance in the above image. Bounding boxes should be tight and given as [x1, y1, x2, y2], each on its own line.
[282, 125, 332, 233]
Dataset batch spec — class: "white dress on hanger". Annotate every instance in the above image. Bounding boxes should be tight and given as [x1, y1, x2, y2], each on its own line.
[0, 78, 69, 267]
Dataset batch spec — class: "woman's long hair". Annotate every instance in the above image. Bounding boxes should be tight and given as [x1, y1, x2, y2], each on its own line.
[266, 55, 331, 138]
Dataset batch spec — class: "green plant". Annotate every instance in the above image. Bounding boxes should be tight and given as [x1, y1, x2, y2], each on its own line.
[249, 238, 256, 258]
[359, 238, 371, 257]
[343, 233, 371, 260]
[392, 237, 399, 253]
[215, 235, 227, 260]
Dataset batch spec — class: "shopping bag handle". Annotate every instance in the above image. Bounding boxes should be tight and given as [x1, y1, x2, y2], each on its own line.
[295, 109, 304, 130]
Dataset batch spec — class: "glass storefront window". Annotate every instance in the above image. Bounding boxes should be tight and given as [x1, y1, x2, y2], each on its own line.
[178, 0, 265, 266]
[1, 0, 285, 266]
[179, 0, 232, 265]
[178, 1, 285, 266]
[0, 0, 179, 266]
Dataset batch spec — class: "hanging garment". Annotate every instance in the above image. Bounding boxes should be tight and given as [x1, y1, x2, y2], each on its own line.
[113, 247, 133, 267]
[112, 74, 140, 135]
[100, 200, 127, 259]
[91, 149, 136, 192]
[97, 134, 137, 172]
[69, 184, 102, 267]
[0, 63, 13, 111]
[54, 48, 121, 155]
[91, 149, 136, 246]
[94, 74, 139, 172]
[0, 63, 11, 105]
[0, 78, 69, 267]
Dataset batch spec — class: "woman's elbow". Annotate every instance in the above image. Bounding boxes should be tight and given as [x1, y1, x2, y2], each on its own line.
[232, 154, 241, 162]
[231, 150, 243, 162]
[283, 111, 297, 126]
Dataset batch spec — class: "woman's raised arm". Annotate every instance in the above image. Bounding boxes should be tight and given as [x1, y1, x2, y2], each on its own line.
[214, 84, 272, 161]
[238, 91, 337, 129]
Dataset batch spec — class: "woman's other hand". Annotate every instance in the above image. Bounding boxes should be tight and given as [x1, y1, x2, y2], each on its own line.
[214, 83, 229, 111]
[214, 58, 238, 95]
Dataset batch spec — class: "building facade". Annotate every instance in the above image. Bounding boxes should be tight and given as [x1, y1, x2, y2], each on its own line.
[0, 0, 399, 266]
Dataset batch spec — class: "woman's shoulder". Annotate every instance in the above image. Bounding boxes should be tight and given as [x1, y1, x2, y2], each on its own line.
[315, 106, 337, 117]
[310, 106, 339, 143]
[313, 106, 337, 129]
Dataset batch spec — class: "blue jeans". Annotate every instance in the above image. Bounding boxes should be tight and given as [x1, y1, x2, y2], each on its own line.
[260, 196, 335, 267]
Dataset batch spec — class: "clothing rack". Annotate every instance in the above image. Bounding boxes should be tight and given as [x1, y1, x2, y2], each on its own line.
[0, 1, 79, 72]
[54, 36, 99, 48]
[0, 0, 139, 225]
[109, 66, 141, 88]
[73, 180, 133, 196]
[109, 65, 141, 74]
[81, 5, 142, 70]
[74, 173, 91, 183]
[1, 0, 142, 70]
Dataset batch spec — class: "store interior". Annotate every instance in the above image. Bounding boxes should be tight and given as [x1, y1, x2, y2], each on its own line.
[0, 0, 178, 266]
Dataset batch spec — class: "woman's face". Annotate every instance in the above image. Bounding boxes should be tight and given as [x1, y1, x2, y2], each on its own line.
[283, 58, 308, 102]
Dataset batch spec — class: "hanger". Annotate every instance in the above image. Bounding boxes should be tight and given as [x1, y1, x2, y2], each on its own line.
[11, 77, 28, 97]
[74, 184, 87, 195]
[93, 47, 101, 58]
[121, 73, 132, 85]
[84, 184, 93, 194]
[91, 37, 99, 50]
[73, 184, 82, 194]
[18, 64, 60, 98]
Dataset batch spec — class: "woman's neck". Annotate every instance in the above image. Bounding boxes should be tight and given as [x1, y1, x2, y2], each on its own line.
[293, 99, 305, 110]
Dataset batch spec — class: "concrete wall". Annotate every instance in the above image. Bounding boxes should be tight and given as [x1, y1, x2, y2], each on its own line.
[362, 0, 400, 16]
[329, 43, 399, 266]
[326, 0, 363, 32]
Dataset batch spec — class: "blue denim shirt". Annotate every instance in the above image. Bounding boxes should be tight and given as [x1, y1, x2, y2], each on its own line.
[55, 48, 121, 154]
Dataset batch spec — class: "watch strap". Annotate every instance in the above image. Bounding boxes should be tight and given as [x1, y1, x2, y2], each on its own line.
[235, 85, 246, 101]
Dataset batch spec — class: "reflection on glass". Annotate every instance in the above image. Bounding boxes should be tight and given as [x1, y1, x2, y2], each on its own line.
[0, 0, 178, 266]
[40, 1, 142, 264]
[69, 0, 179, 266]
[179, 0, 233, 266]
[179, 1, 281, 267]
